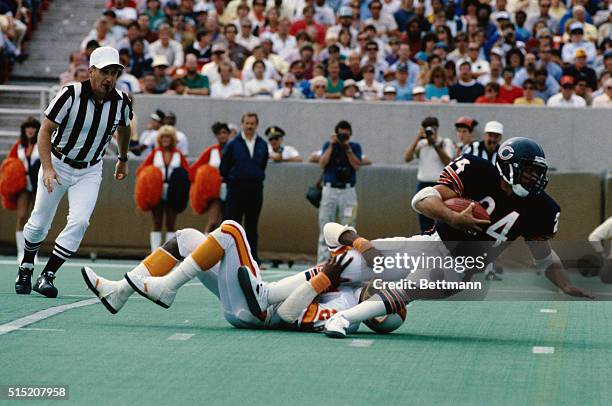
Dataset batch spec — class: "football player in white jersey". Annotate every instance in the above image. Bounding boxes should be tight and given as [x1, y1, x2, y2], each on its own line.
[82, 220, 402, 333]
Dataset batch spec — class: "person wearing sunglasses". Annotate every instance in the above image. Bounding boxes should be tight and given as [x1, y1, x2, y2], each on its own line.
[546, 75, 587, 107]
[514, 78, 545, 105]
[592, 77, 612, 107]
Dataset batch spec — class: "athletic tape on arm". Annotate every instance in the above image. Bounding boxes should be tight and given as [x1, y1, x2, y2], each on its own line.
[277, 282, 319, 323]
[411, 186, 442, 214]
[534, 248, 561, 271]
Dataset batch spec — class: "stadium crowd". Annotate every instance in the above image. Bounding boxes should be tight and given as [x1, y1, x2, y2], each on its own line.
[0, 0, 46, 82]
[58, 0, 612, 106]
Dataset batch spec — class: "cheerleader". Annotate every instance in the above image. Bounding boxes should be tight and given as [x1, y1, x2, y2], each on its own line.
[189, 122, 230, 233]
[0, 117, 41, 263]
[136, 125, 190, 251]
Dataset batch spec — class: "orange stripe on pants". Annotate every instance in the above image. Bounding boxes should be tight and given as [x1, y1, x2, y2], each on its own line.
[221, 223, 256, 276]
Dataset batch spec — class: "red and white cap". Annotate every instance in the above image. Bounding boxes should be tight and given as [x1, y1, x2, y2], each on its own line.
[89, 46, 124, 69]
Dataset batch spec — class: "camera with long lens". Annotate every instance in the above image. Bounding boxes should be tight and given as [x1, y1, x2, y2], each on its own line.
[336, 132, 350, 143]
[424, 126, 435, 137]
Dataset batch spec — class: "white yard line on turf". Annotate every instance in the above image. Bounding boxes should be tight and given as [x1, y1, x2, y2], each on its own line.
[532, 346, 555, 354]
[349, 339, 374, 348]
[167, 333, 194, 341]
[0, 298, 98, 336]
[18, 328, 65, 332]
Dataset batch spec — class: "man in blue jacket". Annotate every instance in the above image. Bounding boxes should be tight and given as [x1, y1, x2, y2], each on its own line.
[220, 112, 269, 264]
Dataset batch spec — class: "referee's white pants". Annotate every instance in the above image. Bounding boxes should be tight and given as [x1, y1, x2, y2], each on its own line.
[23, 156, 103, 255]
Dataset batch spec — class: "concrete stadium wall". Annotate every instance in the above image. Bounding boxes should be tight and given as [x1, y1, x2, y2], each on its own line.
[133, 96, 612, 172]
[0, 158, 606, 261]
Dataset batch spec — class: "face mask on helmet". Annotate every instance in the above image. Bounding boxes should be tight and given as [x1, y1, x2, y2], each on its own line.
[497, 158, 549, 197]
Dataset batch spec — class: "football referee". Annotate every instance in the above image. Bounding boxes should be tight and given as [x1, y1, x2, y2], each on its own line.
[14, 47, 134, 298]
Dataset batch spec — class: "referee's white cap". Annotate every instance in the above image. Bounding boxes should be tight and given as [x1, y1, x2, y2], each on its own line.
[89, 46, 125, 69]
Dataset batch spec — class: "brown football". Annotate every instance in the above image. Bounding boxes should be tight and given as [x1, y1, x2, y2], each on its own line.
[444, 198, 490, 221]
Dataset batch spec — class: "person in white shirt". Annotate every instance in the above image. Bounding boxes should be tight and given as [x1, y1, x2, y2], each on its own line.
[80, 18, 116, 51]
[201, 43, 231, 85]
[363, 0, 398, 38]
[272, 17, 297, 60]
[244, 60, 278, 99]
[592, 78, 612, 108]
[149, 23, 184, 69]
[112, 0, 138, 26]
[211, 61, 244, 98]
[357, 65, 384, 101]
[314, 0, 335, 26]
[586, 217, 612, 282]
[162, 112, 189, 156]
[236, 18, 261, 51]
[458, 42, 490, 78]
[403, 116, 454, 233]
[547, 75, 587, 107]
[265, 126, 302, 162]
[561, 22, 597, 65]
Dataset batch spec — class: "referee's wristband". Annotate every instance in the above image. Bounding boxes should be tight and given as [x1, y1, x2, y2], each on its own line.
[117, 156, 128, 162]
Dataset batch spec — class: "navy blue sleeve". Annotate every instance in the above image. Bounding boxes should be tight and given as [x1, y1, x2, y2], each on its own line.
[351, 142, 363, 160]
[437, 155, 493, 196]
[523, 194, 561, 240]
[321, 141, 330, 154]
[219, 140, 234, 179]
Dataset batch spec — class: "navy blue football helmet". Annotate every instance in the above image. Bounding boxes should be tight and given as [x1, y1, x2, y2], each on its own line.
[496, 137, 549, 197]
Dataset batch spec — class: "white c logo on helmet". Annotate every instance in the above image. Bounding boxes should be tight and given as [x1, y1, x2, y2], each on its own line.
[499, 145, 514, 161]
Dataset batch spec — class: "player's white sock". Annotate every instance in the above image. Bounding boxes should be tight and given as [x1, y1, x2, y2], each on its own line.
[15, 231, 25, 265]
[267, 272, 308, 304]
[161, 256, 201, 290]
[340, 299, 388, 324]
[150, 231, 162, 251]
[165, 231, 175, 243]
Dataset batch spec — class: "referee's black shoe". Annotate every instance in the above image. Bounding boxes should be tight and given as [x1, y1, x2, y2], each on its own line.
[33, 271, 58, 298]
[15, 266, 33, 294]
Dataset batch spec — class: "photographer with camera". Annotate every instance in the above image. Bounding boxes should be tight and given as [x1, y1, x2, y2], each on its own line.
[317, 120, 362, 262]
[404, 116, 454, 233]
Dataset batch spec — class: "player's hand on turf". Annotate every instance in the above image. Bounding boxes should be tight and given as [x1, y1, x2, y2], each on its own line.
[322, 252, 353, 287]
[450, 203, 491, 233]
[561, 284, 595, 300]
[114, 160, 128, 180]
[42, 167, 60, 193]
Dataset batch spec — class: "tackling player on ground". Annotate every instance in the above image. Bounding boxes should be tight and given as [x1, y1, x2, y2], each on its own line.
[324, 137, 594, 338]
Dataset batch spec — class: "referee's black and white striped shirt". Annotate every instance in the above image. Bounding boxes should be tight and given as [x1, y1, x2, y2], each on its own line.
[44, 80, 133, 164]
[461, 141, 499, 165]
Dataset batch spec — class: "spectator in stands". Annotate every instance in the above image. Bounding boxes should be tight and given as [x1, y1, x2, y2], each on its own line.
[274, 73, 304, 99]
[143, 0, 165, 31]
[382, 85, 397, 101]
[125, 38, 152, 78]
[592, 78, 612, 107]
[365, 0, 398, 38]
[162, 112, 189, 156]
[150, 23, 184, 70]
[404, 116, 454, 233]
[341, 79, 360, 100]
[272, 17, 296, 60]
[390, 62, 413, 100]
[538, 43, 562, 82]
[343, 51, 363, 81]
[244, 59, 277, 98]
[236, 18, 260, 51]
[449, 61, 484, 103]
[220, 112, 269, 264]
[574, 75, 593, 105]
[533, 67, 558, 101]
[564, 5, 598, 43]
[224, 23, 250, 70]
[81, 17, 116, 50]
[137, 125, 190, 251]
[412, 85, 426, 102]
[166, 78, 188, 95]
[454, 116, 478, 152]
[357, 64, 383, 100]
[201, 43, 229, 84]
[181, 53, 210, 95]
[210, 61, 244, 98]
[151, 55, 172, 93]
[478, 57, 504, 86]
[361, 40, 388, 81]
[117, 49, 141, 94]
[424, 66, 449, 102]
[142, 72, 158, 94]
[112, 0, 138, 27]
[138, 14, 159, 43]
[562, 22, 596, 65]
[499, 66, 523, 103]
[526, 0, 559, 33]
[290, 6, 326, 46]
[310, 75, 328, 99]
[459, 42, 490, 78]
[547, 75, 587, 107]
[514, 78, 545, 105]
[242, 44, 281, 82]
[447, 31, 468, 63]
[266, 126, 302, 163]
[325, 59, 344, 99]
[475, 82, 505, 103]
[185, 28, 213, 65]
[563, 48, 598, 91]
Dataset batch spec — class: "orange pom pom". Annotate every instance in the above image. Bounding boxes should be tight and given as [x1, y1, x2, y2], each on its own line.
[1, 194, 17, 210]
[134, 165, 163, 211]
[190, 164, 222, 215]
[0, 157, 26, 198]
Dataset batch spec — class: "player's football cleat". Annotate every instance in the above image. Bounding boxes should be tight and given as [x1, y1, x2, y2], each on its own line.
[237, 266, 269, 321]
[324, 313, 350, 338]
[124, 273, 175, 309]
[32, 271, 58, 298]
[81, 266, 126, 314]
[15, 266, 33, 294]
